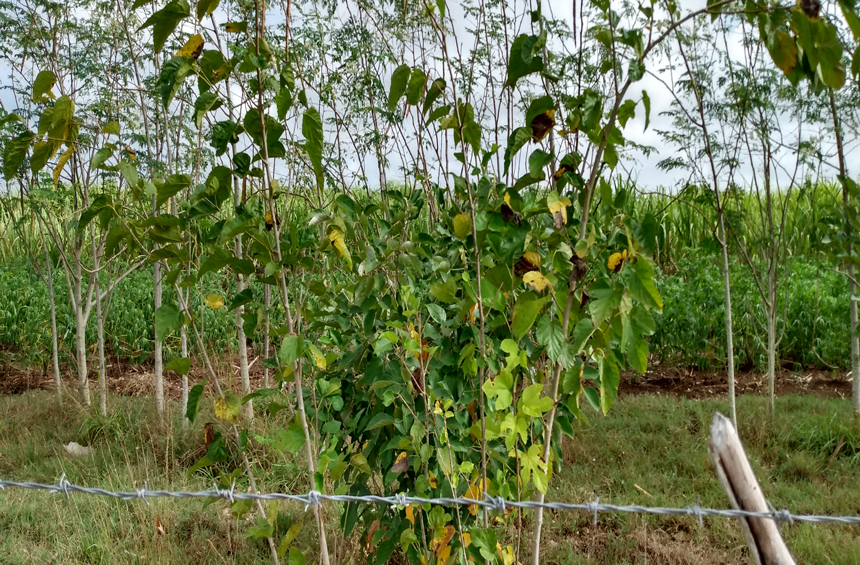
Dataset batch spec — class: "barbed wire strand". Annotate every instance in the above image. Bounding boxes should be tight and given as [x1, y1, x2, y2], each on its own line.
[1, 476, 858, 526]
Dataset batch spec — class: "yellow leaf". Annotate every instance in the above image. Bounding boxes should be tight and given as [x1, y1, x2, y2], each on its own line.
[176, 33, 204, 59]
[469, 303, 477, 324]
[548, 195, 572, 225]
[503, 192, 511, 206]
[465, 478, 487, 516]
[308, 343, 327, 370]
[214, 395, 239, 424]
[428, 470, 438, 488]
[405, 505, 415, 526]
[523, 271, 550, 292]
[462, 532, 471, 548]
[453, 213, 471, 240]
[608, 249, 628, 273]
[53, 144, 74, 188]
[328, 229, 353, 269]
[206, 293, 224, 309]
[523, 251, 540, 268]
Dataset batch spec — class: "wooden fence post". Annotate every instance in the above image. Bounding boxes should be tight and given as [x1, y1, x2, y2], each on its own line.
[708, 413, 796, 565]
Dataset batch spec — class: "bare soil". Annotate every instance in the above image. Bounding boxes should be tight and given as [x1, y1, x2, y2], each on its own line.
[0, 346, 854, 400]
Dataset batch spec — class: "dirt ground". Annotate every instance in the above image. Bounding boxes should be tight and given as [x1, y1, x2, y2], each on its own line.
[0, 346, 853, 400]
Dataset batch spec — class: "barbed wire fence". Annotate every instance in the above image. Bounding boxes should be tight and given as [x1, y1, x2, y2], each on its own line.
[1, 475, 859, 527]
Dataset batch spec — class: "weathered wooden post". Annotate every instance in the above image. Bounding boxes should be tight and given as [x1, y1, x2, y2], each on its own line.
[708, 413, 795, 565]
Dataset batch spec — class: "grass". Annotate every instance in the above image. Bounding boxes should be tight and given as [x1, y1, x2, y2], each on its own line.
[1, 391, 859, 564]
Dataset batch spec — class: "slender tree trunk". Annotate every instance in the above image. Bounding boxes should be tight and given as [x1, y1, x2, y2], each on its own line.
[153, 195, 164, 419]
[91, 228, 108, 417]
[719, 215, 738, 427]
[181, 321, 190, 430]
[39, 216, 62, 405]
[263, 284, 271, 388]
[766, 279, 776, 419]
[829, 90, 860, 419]
[236, 240, 253, 423]
[851, 265, 860, 418]
[73, 245, 91, 406]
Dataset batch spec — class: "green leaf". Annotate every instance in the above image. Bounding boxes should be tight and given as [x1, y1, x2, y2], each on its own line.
[3, 131, 35, 181]
[158, 55, 194, 107]
[280, 335, 304, 365]
[572, 318, 594, 353]
[426, 304, 446, 325]
[30, 140, 59, 176]
[641, 90, 650, 131]
[431, 278, 458, 304]
[139, 0, 191, 53]
[504, 127, 532, 175]
[165, 357, 191, 375]
[275, 88, 293, 120]
[155, 304, 183, 340]
[588, 279, 623, 324]
[185, 383, 205, 423]
[599, 355, 620, 414]
[512, 291, 546, 341]
[627, 259, 663, 310]
[423, 78, 446, 114]
[194, 92, 222, 129]
[288, 547, 306, 565]
[32, 71, 57, 102]
[196, 0, 221, 19]
[302, 108, 324, 190]
[406, 68, 426, 105]
[157, 173, 192, 207]
[535, 315, 564, 362]
[388, 64, 411, 111]
[766, 30, 798, 75]
[520, 383, 553, 417]
[367, 413, 394, 430]
[279, 423, 306, 454]
[519, 444, 548, 494]
[277, 524, 302, 558]
[627, 59, 645, 82]
[453, 213, 472, 240]
[505, 33, 545, 88]
[482, 368, 514, 411]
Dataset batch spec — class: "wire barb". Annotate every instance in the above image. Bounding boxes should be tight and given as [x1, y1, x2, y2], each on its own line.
[305, 490, 322, 511]
[136, 482, 149, 506]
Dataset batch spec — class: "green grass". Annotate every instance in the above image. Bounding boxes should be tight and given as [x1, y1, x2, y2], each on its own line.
[1, 391, 858, 564]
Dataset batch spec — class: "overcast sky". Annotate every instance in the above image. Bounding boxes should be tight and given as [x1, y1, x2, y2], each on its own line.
[1, 0, 857, 192]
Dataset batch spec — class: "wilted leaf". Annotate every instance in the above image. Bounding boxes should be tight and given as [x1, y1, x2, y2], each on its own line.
[176, 33, 204, 59]
[531, 109, 555, 142]
[214, 393, 241, 424]
[391, 451, 409, 473]
[453, 213, 472, 240]
[523, 271, 550, 292]
[328, 229, 353, 269]
[53, 144, 74, 188]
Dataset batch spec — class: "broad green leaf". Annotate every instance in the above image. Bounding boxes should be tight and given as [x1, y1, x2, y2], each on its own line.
[30, 140, 59, 176]
[519, 444, 548, 494]
[423, 78, 446, 114]
[599, 356, 620, 415]
[572, 318, 594, 353]
[627, 259, 663, 310]
[139, 0, 191, 53]
[196, 0, 221, 19]
[628, 59, 645, 82]
[194, 92, 222, 129]
[32, 71, 57, 102]
[431, 278, 458, 304]
[505, 33, 545, 88]
[288, 547, 306, 565]
[280, 335, 304, 365]
[279, 423, 306, 453]
[302, 107, 324, 190]
[157, 173, 192, 207]
[766, 30, 798, 75]
[536, 315, 564, 362]
[155, 304, 183, 340]
[426, 303, 446, 325]
[512, 291, 546, 341]
[165, 357, 192, 375]
[157, 55, 194, 107]
[482, 368, 514, 410]
[277, 523, 302, 558]
[185, 383, 205, 423]
[367, 413, 394, 430]
[388, 64, 410, 111]
[406, 68, 426, 105]
[3, 130, 35, 181]
[520, 383, 553, 417]
[503, 127, 532, 175]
